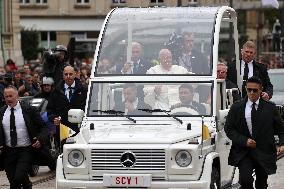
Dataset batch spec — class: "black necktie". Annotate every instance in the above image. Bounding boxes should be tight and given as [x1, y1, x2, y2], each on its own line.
[242, 63, 249, 97]
[133, 62, 139, 73]
[251, 102, 257, 136]
[243, 63, 249, 81]
[10, 107, 17, 147]
[68, 87, 73, 101]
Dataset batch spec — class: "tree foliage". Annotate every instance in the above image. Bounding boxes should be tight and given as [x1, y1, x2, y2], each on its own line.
[21, 29, 40, 61]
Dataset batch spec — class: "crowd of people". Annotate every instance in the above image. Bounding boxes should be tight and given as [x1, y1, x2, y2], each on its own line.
[0, 36, 283, 189]
[0, 45, 90, 189]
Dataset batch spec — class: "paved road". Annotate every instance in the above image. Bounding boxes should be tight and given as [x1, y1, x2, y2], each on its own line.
[1, 157, 284, 189]
[0, 166, 55, 189]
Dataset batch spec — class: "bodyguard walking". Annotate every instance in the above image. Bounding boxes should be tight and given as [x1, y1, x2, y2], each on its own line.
[0, 86, 48, 189]
[225, 76, 284, 189]
[227, 41, 273, 100]
[47, 66, 87, 147]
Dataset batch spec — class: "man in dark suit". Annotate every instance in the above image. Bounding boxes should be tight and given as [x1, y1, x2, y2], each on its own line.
[47, 66, 87, 147]
[117, 42, 152, 74]
[227, 41, 273, 100]
[176, 32, 209, 75]
[0, 86, 48, 189]
[225, 76, 284, 189]
[171, 83, 206, 115]
[115, 83, 151, 115]
[217, 62, 241, 102]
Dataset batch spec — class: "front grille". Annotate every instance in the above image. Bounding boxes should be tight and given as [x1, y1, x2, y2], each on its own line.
[91, 149, 165, 171]
[277, 105, 284, 115]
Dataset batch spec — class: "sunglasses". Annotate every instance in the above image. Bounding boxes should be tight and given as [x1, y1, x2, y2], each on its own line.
[246, 88, 259, 93]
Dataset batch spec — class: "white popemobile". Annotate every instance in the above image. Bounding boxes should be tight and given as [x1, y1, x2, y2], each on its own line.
[56, 6, 242, 189]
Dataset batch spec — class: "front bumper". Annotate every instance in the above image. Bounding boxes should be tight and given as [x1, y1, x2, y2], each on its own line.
[56, 157, 208, 189]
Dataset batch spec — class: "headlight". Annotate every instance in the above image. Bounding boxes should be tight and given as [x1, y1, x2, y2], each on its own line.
[68, 150, 84, 167]
[175, 150, 192, 167]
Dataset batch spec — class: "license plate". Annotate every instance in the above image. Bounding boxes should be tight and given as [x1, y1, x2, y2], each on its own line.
[103, 174, 151, 187]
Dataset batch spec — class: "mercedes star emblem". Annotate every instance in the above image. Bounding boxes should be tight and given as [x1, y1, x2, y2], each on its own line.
[120, 151, 136, 168]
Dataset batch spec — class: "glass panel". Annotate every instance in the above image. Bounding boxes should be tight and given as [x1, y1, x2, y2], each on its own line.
[269, 73, 284, 91]
[96, 7, 217, 76]
[87, 81, 212, 116]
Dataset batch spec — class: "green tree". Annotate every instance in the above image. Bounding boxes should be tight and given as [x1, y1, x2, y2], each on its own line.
[21, 29, 40, 61]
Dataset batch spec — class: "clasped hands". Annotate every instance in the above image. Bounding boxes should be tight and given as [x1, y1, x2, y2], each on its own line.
[247, 138, 284, 155]
[31, 137, 41, 149]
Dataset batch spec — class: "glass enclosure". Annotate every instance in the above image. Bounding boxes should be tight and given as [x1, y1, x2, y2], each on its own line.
[87, 81, 213, 117]
[269, 73, 284, 92]
[95, 7, 219, 76]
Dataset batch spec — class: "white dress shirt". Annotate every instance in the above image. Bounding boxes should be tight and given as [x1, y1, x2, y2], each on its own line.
[241, 60, 254, 79]
[64, 81, 76, 100]
[2, 102, 31, 147]
[245, 98, 259, 135]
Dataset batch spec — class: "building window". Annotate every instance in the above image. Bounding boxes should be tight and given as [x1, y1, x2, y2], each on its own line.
[19, 0, 30, 4]
[150, 0, 164, 3]
[71, 32, 87, 40]
[188, 0, 198, 4]
[76, 0, 90, 4]
[36, 0, 47, 4]
[112, 0, 126, 3]
[41, 31, 56, 48]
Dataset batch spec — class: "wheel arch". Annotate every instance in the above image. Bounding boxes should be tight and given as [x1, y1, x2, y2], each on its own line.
[200, 152, 220, 189]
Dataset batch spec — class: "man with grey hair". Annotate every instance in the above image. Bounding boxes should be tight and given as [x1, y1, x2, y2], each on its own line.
[118, 42, 152, 74]
[144, 49, 188, 109]
[227, 40, 273, 100]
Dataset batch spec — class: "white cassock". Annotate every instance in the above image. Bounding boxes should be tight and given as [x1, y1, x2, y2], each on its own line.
[144, 65, 188, 110]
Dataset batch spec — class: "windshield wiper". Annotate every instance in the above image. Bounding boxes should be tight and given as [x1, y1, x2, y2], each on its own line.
[138, 108, 183, 124]
[92, 109, 136, 123]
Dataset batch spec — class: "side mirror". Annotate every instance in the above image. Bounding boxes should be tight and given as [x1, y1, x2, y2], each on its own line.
[68, 109, 84, 124]
[217, 109, 229, 131]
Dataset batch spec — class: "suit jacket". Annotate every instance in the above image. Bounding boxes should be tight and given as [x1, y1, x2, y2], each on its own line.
[226, 79, 241, 102]
[0, 101, 48, 170]
[224, 98, 284, 175]
[176, 49, 210, 74]
[116, 58, 152, 74]
[227, 60, 273, 98]
[47, 78, 87, 132]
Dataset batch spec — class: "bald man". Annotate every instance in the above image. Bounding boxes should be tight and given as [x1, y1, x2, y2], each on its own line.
[0, 86, 47, 189]
[47, 66, 87, 148]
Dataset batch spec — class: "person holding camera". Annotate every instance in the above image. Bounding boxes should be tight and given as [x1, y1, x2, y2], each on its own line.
[43, 45, 69, 86]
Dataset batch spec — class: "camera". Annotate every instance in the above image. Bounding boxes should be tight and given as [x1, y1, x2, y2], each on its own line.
[42, 45, 68, 77]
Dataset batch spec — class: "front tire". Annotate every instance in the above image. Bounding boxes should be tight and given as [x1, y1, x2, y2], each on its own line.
[210, 167, 220, 189]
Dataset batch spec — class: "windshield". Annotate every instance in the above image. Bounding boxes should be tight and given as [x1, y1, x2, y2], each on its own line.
[269, 72, 284, 92]
[95, 7, 218, 76]
[87, 81, 213, 117]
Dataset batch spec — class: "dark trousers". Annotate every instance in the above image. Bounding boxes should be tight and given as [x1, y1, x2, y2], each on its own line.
[238, 154, 268, 189]
[3, 146, 33, 189]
